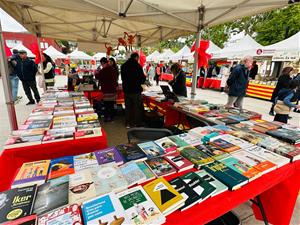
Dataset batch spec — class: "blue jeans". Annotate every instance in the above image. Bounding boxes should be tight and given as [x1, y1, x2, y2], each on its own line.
[9, 75, 19, 101]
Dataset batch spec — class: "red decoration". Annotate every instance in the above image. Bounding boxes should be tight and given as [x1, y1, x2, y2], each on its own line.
[117, 37, 127, 51]
[105, 43, 118, 56]
[191, 40, 212, 68]
[139, 49, 146, 67]
[31, 43, 41, 64]
[4, 42, 12, 58]
[124, 32, 136, 51]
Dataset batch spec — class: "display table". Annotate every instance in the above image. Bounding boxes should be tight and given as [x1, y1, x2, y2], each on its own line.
[246, 83, 275, 100]
[84, 86, 125, 105]
[143, 95, 174, 115]
[202, 78, 221, 89]
[0, 129, 107, 192]
[160, 73, 174, 81]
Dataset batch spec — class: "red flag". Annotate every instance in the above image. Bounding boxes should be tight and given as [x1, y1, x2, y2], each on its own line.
[139, 50, 146, 67]
[191, 40, 211, 68]
[31, 43, 41, 64]
[5, 42, 12, 58]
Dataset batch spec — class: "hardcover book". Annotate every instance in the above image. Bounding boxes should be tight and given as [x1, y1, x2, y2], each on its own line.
[203, 161, 248, 190]
[95, 147, 124, 165]
[137, 141, 165, 159]
[116, 143, 147, 162]
[145, 157, 177, 177]
[143, 177, 185, 215]
[119, 162, 146, 186]
[12, 160, 50, 188]
[48, 156, 75, 179]
[154, 137, 178, 154]
[164, 152, 194, 172]
[0, 185, 37, 224]
[136, 162, 156, 183]
[117, 186, 166, 225]
[74, 152, 98, 171]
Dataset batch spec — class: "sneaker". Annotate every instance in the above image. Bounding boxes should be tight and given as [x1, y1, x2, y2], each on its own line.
[26, 101, 35, 105]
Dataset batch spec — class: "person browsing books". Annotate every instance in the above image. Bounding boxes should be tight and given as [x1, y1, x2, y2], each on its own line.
[169, 63, 187, 97]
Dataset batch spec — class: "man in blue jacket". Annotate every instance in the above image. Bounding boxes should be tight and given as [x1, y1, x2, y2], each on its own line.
[225, 56, 253, 110]
[16, 50, 40, 105]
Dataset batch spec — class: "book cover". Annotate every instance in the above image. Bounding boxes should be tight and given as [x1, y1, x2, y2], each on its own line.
[116, 143, 147, 162]
[38, 204, 82, 225]
[11, 129, 45, 137]
[176, 133, 202, 146]
[227, 115, 248, 122]
[231, 150, 276, 174]
[42, 132, 74, 143]
[169, 177, 201, 211]
[74, 128, 102, 139]
[0, 185, 37, 224]
[154, 137, 178, 154]
[75, 108, 94, 114]
[195, 170, 228, 196]
[143, 177, 185, 215]
[203, 161, 248, 190]
[95, 147, 124, 165]
[163, 152, 194, 172]
[179, 145, 214, 169]
[230, 130, 263, 145]
[5, 135, 43, 149]
[195, 144, 229, 161]
[46, 127, 75, 135]
[137, 141, 165, 159]
[77, 122, 101, 130]
[221, 156, 261, 180]
[145, 157, 177, 177]
[82, 192, 130, 225]
[69, 170, 97, 205]
[168, 135, 189, 148]
[212, 134, 253, 149]
[48, 156, 75, 179]
[266, 129, 300, 145]
[90, 164, 128, 195]
[180, 172, 216, 202]
[77, 113, 98, 122]
[119, 162, 146, 186]
[208, 137, 240, 153]
[273, 144, 300, 161]
[74, 152, 98, 171]
[12, 160, 50, 188]
[136, 162, 155, 183]
[215, 117, 240, 125]
[1, 214, 36, 225]
[117, 186, 166, 225]
[33, 176, 69, 215]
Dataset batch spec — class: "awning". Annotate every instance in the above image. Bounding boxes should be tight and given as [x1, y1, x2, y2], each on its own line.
[67, 48, 93, 60]
[11, 43, 35, 58]
[43, 45, 66, 59]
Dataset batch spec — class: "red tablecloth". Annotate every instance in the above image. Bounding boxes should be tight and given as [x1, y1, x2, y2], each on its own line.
[143, 96, 173, 115]
[160, 73, 174, 81]
[202, 78, 221, 89]
[84, 87, 124, 104]
[197, 77, 204, 88]
[0, 129, 107, 192]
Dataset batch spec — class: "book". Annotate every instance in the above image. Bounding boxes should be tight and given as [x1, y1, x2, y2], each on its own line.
[0, 185, 37, 224]
[33, 176, 69, 215]
[176, 133, 202, 146]
[195, 170, 228, 196]
[95, 147, 124, 165]
[154, 137, 178, 154]
[245, 145, 290, 168]
[227, 115, 248, 122]
[195, 144, 229, 161]
[77, 122, 101, 130]
[143, 177, 185, 215]
[137, 141, 165, 159]
[90, 163, 128, 195]
[164, 152, 194, 172]
[169, 177, 201, 211]
[75, 108, 94, 114]
[117, 186, 166, 225]
[211, 134, 253, 149]
[214, 117, 240, 125]
[69, 169, 97, 204]
[21, 120, 52, 130]
[136, 162, 156, 183]
[145, 157, 177, 177]
[74, 128, 102, 139]
[230, 130, 263, 145]
[46, 127, 75, 135]
[272, 144, 300, 162]
[168, 135, 190, 148]
[180, 171, 216, 202]
[179, 145, 214, 169]
[12, 160, 50, 188]
[208, 137, 240, 153]
[74, 152, 98, 171]
[119, 162, 146, 186]
[116, 143, 147, 162]
[1, 215, 37, 225]
[11, 129, 45, 137]
[221, 156, 261, 180]
[77, 113, 98, 122]
[48, 156, 75, 179]
[4, 135, 43, 149]
[231, 150, 276, 174]
[38, 204, 82, 225]
[82, 192, 130, 225]
[266, 129, 300, 145]
[42, 132, 74, 143]
[203, 161, 248, 190]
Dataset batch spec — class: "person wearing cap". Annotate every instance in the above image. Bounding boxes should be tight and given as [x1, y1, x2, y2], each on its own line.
[7, 49, 20, 102]
[16, 49, 40, 105]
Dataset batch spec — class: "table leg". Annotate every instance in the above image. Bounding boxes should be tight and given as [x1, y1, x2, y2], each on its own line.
[251, 196, 269, 225]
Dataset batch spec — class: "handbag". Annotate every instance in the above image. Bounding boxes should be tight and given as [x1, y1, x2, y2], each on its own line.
[274, 100, 290, 114]
[38, 75, 44, 88]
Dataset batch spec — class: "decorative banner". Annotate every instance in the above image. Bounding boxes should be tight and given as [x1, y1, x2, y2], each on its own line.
[31, 43, 41, 64]
[4, 42, 12, 57]
[139, 49, 146, 67]
[191, 40, 212, 68]
[272, 51, 300, 62]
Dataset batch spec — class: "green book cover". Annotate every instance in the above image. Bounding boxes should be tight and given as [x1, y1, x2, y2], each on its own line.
[179, 146, 214, 168]
[169, 135, 189, 148]
[136, 162, 155, 182]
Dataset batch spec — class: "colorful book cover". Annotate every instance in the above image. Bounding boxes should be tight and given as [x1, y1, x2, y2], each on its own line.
[221, 156, 261, 180]
[179, 145, 214, 169]
[119, 162, 146, 186]
[95, 147, 124, 165]
[163, 152, 194, 172]
[42, 132, 74, 143]
[117, 186, 166, 225]
[195, 170, 228, 196]
[176, 133, 202, 146]
[82, 192, 130, 225]
[154, 137, 178, 154]
[208, 137, 240, 152]
[33, 176, 69, 215]
[1, 214, 37, 225]
[48, 156, 75, 179]
[195, 144, 229, 161]
[137, 141, 165, 159]
[143, 177, 185, 215]
[0, 185, 37, 224]
[180, 172, 216, 202]
[136, 162, 155, 182]
[77, 113, 98, 122]
[169, 177, 201, 211]
[12, 160, 50, 188]
[90, 163, 128, 195]
[5, 135, 43, 149]
[215, 117, 240, 125]
[74, 152, 98, 171]
[74, 128, 102, 139]
[273, 144, 300, 161]
[145, 157, 177, 177]
[38, 204, 82, 225]
[69, 169, 97, 205]
[212, 134, 253, 149]
[116, 144, 147, 162]
[266, 129, 300, 144]
[168, 135, 189, 148]
[203, 161, 248, 190]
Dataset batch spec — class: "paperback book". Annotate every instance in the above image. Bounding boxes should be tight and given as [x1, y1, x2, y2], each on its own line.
[168, 135, 190, 148]
[195, 144, 229, 161]
[145, 156, 177, 177]
[74, 128, 102, 139]
[95, 147, 124, 165]
[119, 162, 146, 186]
[48, 156, 75, 179]
[164, 152, 194, 172]
[136, 162, 156, 183]
[77, 113, 98, 122]
[116, 143, 147, 162]
[137, 141, 165, 159]
[74, 152, 98, 171]
[5, 135, 43, 149]
[154, 137, 178, 154]
[42, 132, 74, 143]
[176, 133, 202, 146]
[208, 137, 240, 153]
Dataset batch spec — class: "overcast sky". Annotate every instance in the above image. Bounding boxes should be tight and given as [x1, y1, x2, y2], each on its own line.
[0, 8, 27, 32]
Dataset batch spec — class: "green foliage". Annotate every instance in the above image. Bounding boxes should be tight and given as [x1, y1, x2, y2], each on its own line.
[202, 24, 229, 48]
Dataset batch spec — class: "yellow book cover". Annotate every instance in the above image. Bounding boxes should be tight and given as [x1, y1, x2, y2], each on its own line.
[143, 177, 184, 215]
[12, 160, 50, 188]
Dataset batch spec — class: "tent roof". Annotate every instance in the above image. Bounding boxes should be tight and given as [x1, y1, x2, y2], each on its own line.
[171, 45, 192, 61]
[0, 1, 289, 47]
[264, 31, 300, 52]
[157, 48, 174, 61]
[12, 43, 35, 57]
[146, 50, 160, 61]
[43, 45, 66, 59]
[208, 41, 221, 53]
[92, 52, 106, 60]
[67, 49, 92, 60]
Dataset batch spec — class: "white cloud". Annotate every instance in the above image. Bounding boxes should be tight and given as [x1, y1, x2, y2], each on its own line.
[0, 8, 27, 32]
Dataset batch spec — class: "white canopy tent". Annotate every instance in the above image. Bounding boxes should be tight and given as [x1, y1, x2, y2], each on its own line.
[11, 43, 35, 58]
[171, 45, 192, 61]
[146, 50, 160, 62]
[43, 45, 66, 59]
[156, 49, 174, 62]
[92, 52, 106, 60]
[67, 49, 93, 60]
[208, 41, 222, 58]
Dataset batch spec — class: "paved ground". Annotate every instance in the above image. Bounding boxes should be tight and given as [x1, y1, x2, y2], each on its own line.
[0, 76, 299, 224]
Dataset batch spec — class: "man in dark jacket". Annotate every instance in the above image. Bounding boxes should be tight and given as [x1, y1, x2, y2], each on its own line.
[169, 63, 187, 97]
[8, 49, 20, 102]
[16, 50, 40, 105]
[249, 60, 258, 79]
[121, 52, 146, 128]
[225, 56, 253, 110]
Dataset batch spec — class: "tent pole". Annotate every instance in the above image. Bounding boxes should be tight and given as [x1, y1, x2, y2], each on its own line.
[0, 20, 18, 130]
[191, 5, 205, 98]
[36, 26, 47, 92]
